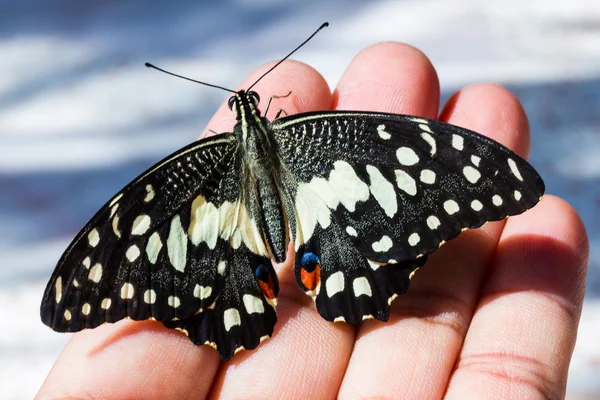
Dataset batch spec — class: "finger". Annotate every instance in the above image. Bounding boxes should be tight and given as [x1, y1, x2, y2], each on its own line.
[213, 43, 441, 399]
[37, 61, 333, 400]
[339, 84, 531, 399]
[38, 321, 220, 399]
[207, 60, 357, 399]
[334, 41, 440, 117]
[202, 59, 331, 138]
[446, 196, 588, 399]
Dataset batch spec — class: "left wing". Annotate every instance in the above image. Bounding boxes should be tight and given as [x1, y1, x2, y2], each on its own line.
[40, 134, 279, 359]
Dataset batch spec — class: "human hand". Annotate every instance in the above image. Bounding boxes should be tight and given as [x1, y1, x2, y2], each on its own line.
[38, 43, 588, 399]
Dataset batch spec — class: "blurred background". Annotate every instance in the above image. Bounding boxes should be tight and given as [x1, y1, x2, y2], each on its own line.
[0, 0, 598, 398]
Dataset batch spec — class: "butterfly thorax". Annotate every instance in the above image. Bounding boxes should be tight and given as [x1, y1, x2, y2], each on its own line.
[232, 90, 289, 262]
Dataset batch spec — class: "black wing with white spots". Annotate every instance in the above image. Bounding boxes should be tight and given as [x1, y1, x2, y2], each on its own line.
[272, 111, 544, 324]
[40, 86, 544, 359]
[40, 133, 280, 360]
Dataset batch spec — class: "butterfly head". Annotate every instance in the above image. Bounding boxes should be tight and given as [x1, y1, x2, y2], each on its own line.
[228, 90, 261, 121]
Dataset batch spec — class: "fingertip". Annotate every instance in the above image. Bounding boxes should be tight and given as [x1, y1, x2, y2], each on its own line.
[484, 194, 589, 314]
[440, 83, 531, 157]
[334, 41, 440, 117]
[202, 60, 331, 138]
[502, 194, 589, 281]
[38, 320, 220, 399]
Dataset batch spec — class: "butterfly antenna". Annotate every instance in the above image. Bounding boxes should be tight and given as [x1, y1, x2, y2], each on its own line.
[144, 62, 236, 93]
[246, 22, 329, 91]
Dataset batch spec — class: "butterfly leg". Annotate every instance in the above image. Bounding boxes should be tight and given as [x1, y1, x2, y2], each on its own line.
[264, 91, 292, 117]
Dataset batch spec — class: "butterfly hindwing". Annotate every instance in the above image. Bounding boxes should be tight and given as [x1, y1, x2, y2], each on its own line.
[295, 221, 425, 324]
[272, 111, 544, 322]
[165, 243, 278, 360]
[40, 133, 279, 358]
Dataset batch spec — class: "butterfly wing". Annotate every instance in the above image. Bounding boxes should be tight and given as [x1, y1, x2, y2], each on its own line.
[40, 133, 279, 359]
[271, 111, 544, 323]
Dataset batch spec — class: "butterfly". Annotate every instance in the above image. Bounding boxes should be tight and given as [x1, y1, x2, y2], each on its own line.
[40, 23, 544, 360]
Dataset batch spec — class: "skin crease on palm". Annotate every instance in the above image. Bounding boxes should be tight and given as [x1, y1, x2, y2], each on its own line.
[37, 42, 589, 400]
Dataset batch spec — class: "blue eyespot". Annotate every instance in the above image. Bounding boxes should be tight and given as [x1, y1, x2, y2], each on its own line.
[301, 252, 320, 269]
[255, 264, 270, 282]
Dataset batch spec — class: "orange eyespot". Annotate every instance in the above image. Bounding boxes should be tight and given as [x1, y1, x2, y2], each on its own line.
[255, 264, 276, 300]
[258, 278, 276, 300]
[300, 263, 320, 291]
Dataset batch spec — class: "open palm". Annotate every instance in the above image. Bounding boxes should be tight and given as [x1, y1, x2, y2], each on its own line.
[38, 43, 588, 400]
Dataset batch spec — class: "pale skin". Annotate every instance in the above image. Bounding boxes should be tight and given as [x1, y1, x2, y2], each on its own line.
[38, 42, 589, 400]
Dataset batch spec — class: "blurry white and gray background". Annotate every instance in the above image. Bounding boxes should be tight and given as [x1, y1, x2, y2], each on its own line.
[1, 1, 599, 398]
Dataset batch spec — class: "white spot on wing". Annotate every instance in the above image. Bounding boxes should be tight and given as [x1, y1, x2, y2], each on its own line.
[427, 215, 441, 230]
[514, 190, 522, 201]
[471, 200, 483, 211]
[463, 166, 481, 184]
[194, 284, 212, 300]
[346, 226, 358, 237]
[112, 215, 121, 238]
[168, 296, 181, 308]
[492, 195, 503, 206]
[326, 271, 345, 297]
[109, 192, 123, 207]
[366, 165, 398, 217]
[55, 277, 62, 303]
[471, 155, 481, 166]
[188, 195, 268, 256]
[82, 257, 91, 269]
[420, 169, 436, 184]
[101, 298, 112, 309]
[82, 303, 91, 315]
[396, 147, 419, 166]
[88, 228, 100, 247]
[421, 132, 436, 156]
[120, 283, 135, 299]
[143, 289, 156, 304]
[243, 294, 265, 314]
[64, 309, 71, 321]
[110, 203, 119, 218]
[408, 232, 420, 246]
[419, 123, 432, 133]
[146, 232, 162, 264]
[444, 200, 460, 215]
[395, 170, 417, 196]
[367, 260, 382, 270]
[167, 215, 187, 273]
[144, 184, 155, 202]
[294, 162, 369, 249]
[377, 124, 391, 140]
[224, 308, 241, 332]
[88, 263, 103, 283]
[352, 277, 372, 297]
[328, 161, 369, 212]
[372, 235, 393, 252]
[126, 245, 140, 262]
[452, 134, 464, 150]
[131, 215, 151, 236]
[508, 158, 524, 181]
[217, 259, 227, 275]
